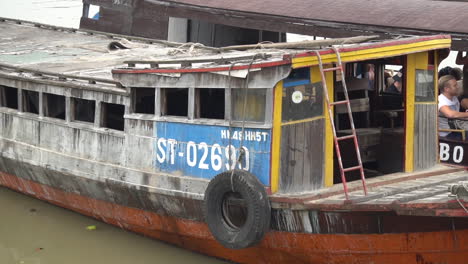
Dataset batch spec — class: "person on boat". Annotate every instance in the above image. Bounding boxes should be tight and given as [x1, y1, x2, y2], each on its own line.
[365, 64, 375, 90]
[441, 67, 468, 111]
[456, 51, 468, 74]
[456, 51, 468, 96]
[438, 66, 453, 78]
[450, 67, 463, 82]
[449, 67, 468, 110]
[438, 75, 468, 139]
[387, 69, 403, 94]
[384, 70, 393, 88]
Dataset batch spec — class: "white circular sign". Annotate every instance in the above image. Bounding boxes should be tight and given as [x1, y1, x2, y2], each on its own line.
[292, 91, 303, 104]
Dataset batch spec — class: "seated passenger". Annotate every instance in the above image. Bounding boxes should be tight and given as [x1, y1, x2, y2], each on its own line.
[387, 70, 403, 94]
[438, 75, 468, 139]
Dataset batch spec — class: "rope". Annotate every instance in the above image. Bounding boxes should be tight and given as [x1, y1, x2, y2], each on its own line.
[167, 43, 209, 56]
[227, 53, 264, 192]
[226, 61, 239, 192]
[450, 182, 468, 214]
[456, 195, 468, 214]
[457, 182, 468, 214]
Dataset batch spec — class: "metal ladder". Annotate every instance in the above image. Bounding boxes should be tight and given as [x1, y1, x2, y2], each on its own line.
[314, 47, 368, 200]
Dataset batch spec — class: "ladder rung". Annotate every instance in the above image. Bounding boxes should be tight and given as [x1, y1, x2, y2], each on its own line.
[323, 66, 342, 72]
[337, 134, 355, 141]
[330, 100, 349, 106]
[343, 166, 362, 173]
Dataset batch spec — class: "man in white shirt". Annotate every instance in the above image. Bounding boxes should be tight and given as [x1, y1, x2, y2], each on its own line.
[438, 75, 468, 138]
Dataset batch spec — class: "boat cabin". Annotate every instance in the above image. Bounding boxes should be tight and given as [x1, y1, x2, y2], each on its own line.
[112, 35, 451, 194]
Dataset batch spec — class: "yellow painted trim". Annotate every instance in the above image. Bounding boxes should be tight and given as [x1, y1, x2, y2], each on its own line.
[434, 50, 440, 162]
[292, 39, 451, 69]
[270, 81, 283, 193]
[405, 54, 416, 172]
[414, 51, 429, 70]
[281, 116, 324, 126]
[435, 50, 439, 98]
[325, 69, 334, 187]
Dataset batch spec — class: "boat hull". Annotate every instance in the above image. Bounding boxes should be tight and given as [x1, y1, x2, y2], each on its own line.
[1, 171, 468, 264]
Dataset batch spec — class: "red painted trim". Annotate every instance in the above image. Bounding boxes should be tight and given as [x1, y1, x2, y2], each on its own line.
[112, 59, 291, 74]
[293, 35, 451, 59]
[1, 171, 468, 264]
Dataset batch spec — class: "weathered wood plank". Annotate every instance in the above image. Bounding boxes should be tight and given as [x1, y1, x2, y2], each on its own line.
[280, 124, 291, 191]
[295, 122, 305, 190]
[414, 104, 437, 170]
[279, 119, 324, 193]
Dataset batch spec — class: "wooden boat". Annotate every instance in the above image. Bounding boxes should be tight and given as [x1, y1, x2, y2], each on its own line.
[0, 18, 467, 264]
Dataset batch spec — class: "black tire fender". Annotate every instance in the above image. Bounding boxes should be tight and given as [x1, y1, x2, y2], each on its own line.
[204, 170, 271, 249]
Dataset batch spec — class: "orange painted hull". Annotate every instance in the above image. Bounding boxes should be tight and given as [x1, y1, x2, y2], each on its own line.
[1, 172, 467, 264]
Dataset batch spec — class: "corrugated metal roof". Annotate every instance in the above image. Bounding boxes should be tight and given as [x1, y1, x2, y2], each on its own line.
[161, 0, 468, 34]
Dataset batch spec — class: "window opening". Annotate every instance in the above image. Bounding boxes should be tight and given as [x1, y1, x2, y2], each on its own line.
[101, 102, 125, 131]
[22, 90, 39, 114]
[283, 67, 310, 88]
[232, 89, 266, 123]
[44, 93, 65, 120]
[134, 88, 155, 114]
[161, 88, 188, 117]
[72, 98, 95, 123]
[89, 4, 100, 20]
[282, 83, 323, 122]
[332, 59, 406, 185]
[415, 69, 435, 102]
[0, 85, 18, 109]
[383, 65, 404, 94]
[195, 88, 225, 119]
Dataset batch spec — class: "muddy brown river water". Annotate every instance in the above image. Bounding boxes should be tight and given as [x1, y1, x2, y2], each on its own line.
[0, 187, 227, 264]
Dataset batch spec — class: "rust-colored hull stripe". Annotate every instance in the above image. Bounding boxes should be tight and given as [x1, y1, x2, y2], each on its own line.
[1, 172, 467, 264]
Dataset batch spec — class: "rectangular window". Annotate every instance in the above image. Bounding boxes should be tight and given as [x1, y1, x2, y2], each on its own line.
[22, 90, 39, 114]
[415, 69, 435, 102]
[382, 64, 404, 94]
[232, 89, 266, 123]
[72, 98, 95, 123]
[195, 88, 225, 119]
[44, 93, 65, 120]
[134, 88, 155, 114]
[0, 85, 18, 109]
[85, 4, 100, 20]
[101, 102, 125, 131]
[283, 67, 310, 88]
[161, 88, 188, 117]
[282, 83, 323, 122]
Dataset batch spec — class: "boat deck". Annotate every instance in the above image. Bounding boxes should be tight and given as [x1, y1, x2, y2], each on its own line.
[271, 166, 468, 217]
